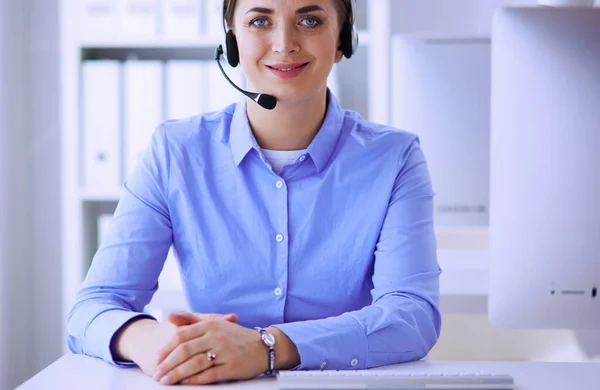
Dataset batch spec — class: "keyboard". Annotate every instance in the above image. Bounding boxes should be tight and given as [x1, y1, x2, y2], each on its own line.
[277, 370, 515, 390]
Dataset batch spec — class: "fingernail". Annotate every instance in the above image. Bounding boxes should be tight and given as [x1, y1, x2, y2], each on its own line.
[181, 379, 190, 385]
[152, 371, 162, 381]
[160, 375, 171, 385]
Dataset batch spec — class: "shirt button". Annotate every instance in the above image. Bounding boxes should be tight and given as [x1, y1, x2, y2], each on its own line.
[275, 234, 284, 242]
[299, 155, 306, 162]
[320, 361, 327, 370]
[274, 287, 282, 296]
[350, 358, 358, 367]
[275, 180, 283, 189]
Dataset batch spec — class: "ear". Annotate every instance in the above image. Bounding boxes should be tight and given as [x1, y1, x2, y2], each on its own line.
[334, 48, 344, 64]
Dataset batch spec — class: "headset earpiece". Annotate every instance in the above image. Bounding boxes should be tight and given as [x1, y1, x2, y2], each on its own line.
[340, 22, 358, 59]
[339, 0, 359, 59]
[225, 30, 240, 67]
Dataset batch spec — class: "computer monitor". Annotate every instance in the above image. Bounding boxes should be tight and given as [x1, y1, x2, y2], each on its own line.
[488, 7, 600, 329]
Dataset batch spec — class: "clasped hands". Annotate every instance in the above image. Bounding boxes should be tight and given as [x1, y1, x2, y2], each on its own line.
[129, 312, 270, 386]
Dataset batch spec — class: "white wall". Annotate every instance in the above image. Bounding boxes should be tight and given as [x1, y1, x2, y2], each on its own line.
[0, 1, 35, 388]
[29, 0, 62, 376]
[0, 0, 61, 388]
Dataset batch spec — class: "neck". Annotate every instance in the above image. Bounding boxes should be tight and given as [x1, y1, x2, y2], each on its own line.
[246, 87, 328, 151]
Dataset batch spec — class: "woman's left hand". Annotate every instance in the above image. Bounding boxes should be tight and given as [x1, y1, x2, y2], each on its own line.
[153, 312, 268, 385]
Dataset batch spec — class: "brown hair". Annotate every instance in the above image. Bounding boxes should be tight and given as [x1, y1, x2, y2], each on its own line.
[223, 0, 355, 32]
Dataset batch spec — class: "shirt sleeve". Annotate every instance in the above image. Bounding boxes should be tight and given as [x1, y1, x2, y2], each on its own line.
[66, 125, 173, 367]
[273, 137, 442, 370]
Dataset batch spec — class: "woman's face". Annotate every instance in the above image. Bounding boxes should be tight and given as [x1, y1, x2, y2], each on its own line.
[232, 0, 343, 105]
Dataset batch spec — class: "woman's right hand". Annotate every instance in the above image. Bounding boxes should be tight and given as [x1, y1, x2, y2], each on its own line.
[114, 313, 237, 378]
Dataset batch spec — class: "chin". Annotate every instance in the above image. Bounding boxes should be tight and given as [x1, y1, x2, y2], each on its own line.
[269, 84, 326, 105]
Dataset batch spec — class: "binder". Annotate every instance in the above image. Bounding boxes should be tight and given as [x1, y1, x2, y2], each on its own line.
[165, 60, 204, 119]
[204, 0, 225, 37]
[78, 0, 117, 39]
[162, 0, 202, 39]
[123, 60, 163, 179]
[204, 60, 244, 112]
[118, 0, 160, 37]
[82, 60, 122, 190]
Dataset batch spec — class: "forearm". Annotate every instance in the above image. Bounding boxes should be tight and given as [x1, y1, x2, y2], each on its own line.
[112, 318, 159, 362]
[272, 292, 440, 370]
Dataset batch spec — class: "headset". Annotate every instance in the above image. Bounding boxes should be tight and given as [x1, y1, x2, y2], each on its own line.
[215, 0, 359, 110]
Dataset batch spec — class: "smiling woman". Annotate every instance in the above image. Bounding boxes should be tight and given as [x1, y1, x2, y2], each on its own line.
[66, 0, 442, 387]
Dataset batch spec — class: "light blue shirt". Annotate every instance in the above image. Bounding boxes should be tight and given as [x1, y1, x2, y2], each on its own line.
[67, 92, 442, 371]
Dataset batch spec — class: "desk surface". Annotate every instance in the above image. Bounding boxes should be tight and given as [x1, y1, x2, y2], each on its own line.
[18, 353, 600, 390]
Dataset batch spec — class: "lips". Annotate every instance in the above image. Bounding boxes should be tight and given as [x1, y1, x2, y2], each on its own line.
[267, 62, 309, 72]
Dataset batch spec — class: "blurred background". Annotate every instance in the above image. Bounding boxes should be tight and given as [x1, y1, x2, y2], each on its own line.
[1, 0, 599, 389]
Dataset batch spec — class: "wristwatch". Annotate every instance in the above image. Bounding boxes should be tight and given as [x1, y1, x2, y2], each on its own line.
[254, 327, 276, 375]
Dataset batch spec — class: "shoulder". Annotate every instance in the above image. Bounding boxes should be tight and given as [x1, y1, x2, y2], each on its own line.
[342, 109, 424, 167]
[154, 104, 237, 152]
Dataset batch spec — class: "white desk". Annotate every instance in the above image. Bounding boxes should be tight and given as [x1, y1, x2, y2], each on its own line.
[17, 353, 600, 390]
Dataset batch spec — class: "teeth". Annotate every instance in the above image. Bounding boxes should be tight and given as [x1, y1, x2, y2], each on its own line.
[271, 64, 305, 71]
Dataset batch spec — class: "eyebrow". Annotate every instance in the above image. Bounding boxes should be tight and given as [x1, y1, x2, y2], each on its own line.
[246, 5, 325, 15]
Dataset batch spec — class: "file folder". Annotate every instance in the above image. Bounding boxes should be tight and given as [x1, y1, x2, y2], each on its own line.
[78, 0, 117, 39]
[204, 60, 244, 113]
[123, 60, 163, 180]
[118, 0, 160, 37]
[204, 0, 225, 37]
[81, 60, 122, 190]
[165, 60, 204, 119]
[162, 0, 202, 38]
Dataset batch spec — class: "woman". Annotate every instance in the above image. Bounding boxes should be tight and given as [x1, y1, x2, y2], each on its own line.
[67, 0, 442, 386]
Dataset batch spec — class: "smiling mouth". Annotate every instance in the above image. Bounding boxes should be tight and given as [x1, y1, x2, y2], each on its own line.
[267, 63, 309, 72]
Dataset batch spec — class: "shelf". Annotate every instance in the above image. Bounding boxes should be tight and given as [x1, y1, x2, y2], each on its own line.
[79, 35, 224, 50]
[81, 31, 370, 61]
[80, 188, 123, 202]
[80, 30, 370, 50]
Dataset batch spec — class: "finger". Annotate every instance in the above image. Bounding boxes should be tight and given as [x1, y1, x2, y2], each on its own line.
[156, 321, 214, 364]
[168, 312, 237, 326]
[181, 364, 230, 386]
[155, 334, 211, 380]
[167, 312, 199, 326]
[157, 351, 218, 386]
[222, 313, 238, 322]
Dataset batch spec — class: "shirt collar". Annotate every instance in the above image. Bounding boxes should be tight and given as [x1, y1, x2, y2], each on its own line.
[228, 90, 345, 172]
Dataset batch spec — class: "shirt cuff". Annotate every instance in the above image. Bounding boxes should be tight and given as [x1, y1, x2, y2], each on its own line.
[272, 314, 367, 371]
[84, 309, 156, 367]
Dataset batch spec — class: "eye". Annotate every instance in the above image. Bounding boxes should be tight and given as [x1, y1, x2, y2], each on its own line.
[250, 17, 269, 28]
[301, 16, 322, 28]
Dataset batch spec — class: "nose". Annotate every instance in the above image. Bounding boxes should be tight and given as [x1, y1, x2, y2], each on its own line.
[271, 24, 300, 56]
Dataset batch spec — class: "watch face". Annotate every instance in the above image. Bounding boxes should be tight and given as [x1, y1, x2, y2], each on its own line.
[262, 332, 276, 347]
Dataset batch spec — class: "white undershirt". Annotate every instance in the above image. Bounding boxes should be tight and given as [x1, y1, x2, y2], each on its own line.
[261, 148, 308, 174]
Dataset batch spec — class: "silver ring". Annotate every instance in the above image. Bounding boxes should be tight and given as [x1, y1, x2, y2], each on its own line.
[207, 352, 217, 362]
